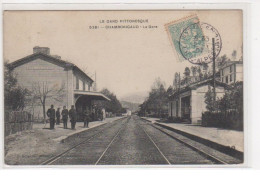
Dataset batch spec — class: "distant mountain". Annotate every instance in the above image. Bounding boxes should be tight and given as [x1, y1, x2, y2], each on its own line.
[120, 101, 140, 112]
[120, 91, 148, 104]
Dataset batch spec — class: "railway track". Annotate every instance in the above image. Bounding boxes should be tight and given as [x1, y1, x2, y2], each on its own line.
[40, 117, 129, 165]
[138, 117, 242, 164]
[40, 116, 241, 165]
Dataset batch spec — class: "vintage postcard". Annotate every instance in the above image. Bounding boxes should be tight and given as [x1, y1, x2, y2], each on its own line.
[3, 10, 244, 166]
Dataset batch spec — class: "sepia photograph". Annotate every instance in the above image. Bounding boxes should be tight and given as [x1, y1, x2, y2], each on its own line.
[3, 10, 244, 166]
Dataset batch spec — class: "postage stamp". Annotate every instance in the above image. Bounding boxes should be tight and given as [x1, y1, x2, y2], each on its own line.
[165, 15, 222, 65]
[165, 14, 201, 63]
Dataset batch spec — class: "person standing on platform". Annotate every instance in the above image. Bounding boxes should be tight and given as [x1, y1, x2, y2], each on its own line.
[83, 108, 91, 128]
[69, 105, 77, 130]
[102, 108, 106, 121]
[91, 108, 95, 122]
[56, 108, 61, 125]
[47, 105, 55, 129]
[61, 106, 68, 129]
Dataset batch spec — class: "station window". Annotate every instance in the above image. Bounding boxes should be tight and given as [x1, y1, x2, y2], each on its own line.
[230, 65, 233, 73]
[83, 82, 86, 91]
[88, 84, 90, 91]
[230, 74, 233, 82]
[226, 76, 228, 84]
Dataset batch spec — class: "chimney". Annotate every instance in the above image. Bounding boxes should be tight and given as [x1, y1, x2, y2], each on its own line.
[33, 46, 50, 55]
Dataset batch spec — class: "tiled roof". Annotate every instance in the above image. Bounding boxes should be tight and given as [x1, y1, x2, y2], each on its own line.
[169, 78, 228, 98]
[8, 52, 94, 83]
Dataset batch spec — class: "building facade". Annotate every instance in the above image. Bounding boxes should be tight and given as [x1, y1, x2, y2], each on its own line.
[168, 79, 226, 124]
[8, 46, 109, 119]
[219, 61, 243, 85]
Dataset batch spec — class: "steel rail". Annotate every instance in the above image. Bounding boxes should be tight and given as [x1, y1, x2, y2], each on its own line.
[95, 117, 131, 165]
[139, 118, 228, 164]
[40, 117, 128, 165]
[135, 120, 171, 165]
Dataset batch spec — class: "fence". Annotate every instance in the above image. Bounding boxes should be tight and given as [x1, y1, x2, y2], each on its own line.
[202, 110, 243, 131]
[5, 111, 33, 136]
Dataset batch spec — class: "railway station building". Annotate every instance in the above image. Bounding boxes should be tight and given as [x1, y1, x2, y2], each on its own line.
[219, 61, 243, 85]
[168, 79, 227, 124]
[8, 46, 110, 119]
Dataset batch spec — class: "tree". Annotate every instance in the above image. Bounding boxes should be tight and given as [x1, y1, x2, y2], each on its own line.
[173, 72, 180, 89]
[139, 99, 149, 116]
[196, 66, 203, 81]
[166, 86, 174, 96]
[191, 66, 197, 76]
[30, 81, 66, 123]
[182, 67, 191, 85]
[222, 81, 243, 114]
[140, 78, 168, 118]
[217, 55, 228, 68]
[4, 61, 29, 111]
[95, 88, 123, 113]
[205, 81, 243, 114]
[204, 85, 216, 112]
[217, 93, 230, 114]
[184, 67, 191, 77]
[201, 62, 209, 72]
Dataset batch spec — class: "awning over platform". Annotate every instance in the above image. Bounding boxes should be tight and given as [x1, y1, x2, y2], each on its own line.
[74, 90, 111, 101]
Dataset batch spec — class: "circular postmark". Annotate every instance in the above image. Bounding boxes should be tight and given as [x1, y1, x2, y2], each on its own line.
[179, 22, 222, 65]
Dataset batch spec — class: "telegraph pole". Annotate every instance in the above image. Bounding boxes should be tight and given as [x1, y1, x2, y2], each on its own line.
[212, 38, 216, 103]
[178, 72, 181, 90]
[177, 72, 181, 118]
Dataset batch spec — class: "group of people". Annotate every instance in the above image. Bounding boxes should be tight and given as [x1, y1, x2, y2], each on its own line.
[47, 105, 90, 130]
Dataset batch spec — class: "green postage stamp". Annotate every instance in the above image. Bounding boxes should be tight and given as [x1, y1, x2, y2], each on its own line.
[165, 14, 222, 65]
[165, 14, 203, 63]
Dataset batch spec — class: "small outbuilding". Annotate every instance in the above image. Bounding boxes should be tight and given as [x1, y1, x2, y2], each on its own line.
[168, 79, 227, 124]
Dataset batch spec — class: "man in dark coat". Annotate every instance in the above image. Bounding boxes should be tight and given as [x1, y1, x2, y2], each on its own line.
[56, 108, 61, 125]
[69, 105, 77, 130]
[90, 109, 95, 122]
[47, 105, 55, 129]
[83, 108, 91, 128]
[61, 106, 68, 129]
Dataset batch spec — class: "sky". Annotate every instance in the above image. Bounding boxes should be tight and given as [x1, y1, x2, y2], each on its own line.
[3, 10, 243, 99]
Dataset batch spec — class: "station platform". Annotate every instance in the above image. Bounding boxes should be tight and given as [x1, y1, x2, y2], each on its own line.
[5, 116, 122, 165]
[141, 117, 244, 153]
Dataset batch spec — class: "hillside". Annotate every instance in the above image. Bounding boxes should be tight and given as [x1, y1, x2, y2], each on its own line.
[120, 91, 148, 104]
[120, 101, 140, 112]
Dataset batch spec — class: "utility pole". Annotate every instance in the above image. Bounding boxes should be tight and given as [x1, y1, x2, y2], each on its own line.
[179, 72, 181, 90]
[212, 38, 216, 103]
[177, 72, 181, 118]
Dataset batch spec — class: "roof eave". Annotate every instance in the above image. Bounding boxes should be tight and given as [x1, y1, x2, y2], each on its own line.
[8, 52, 94, 83]
[73, 66, 94, 83]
